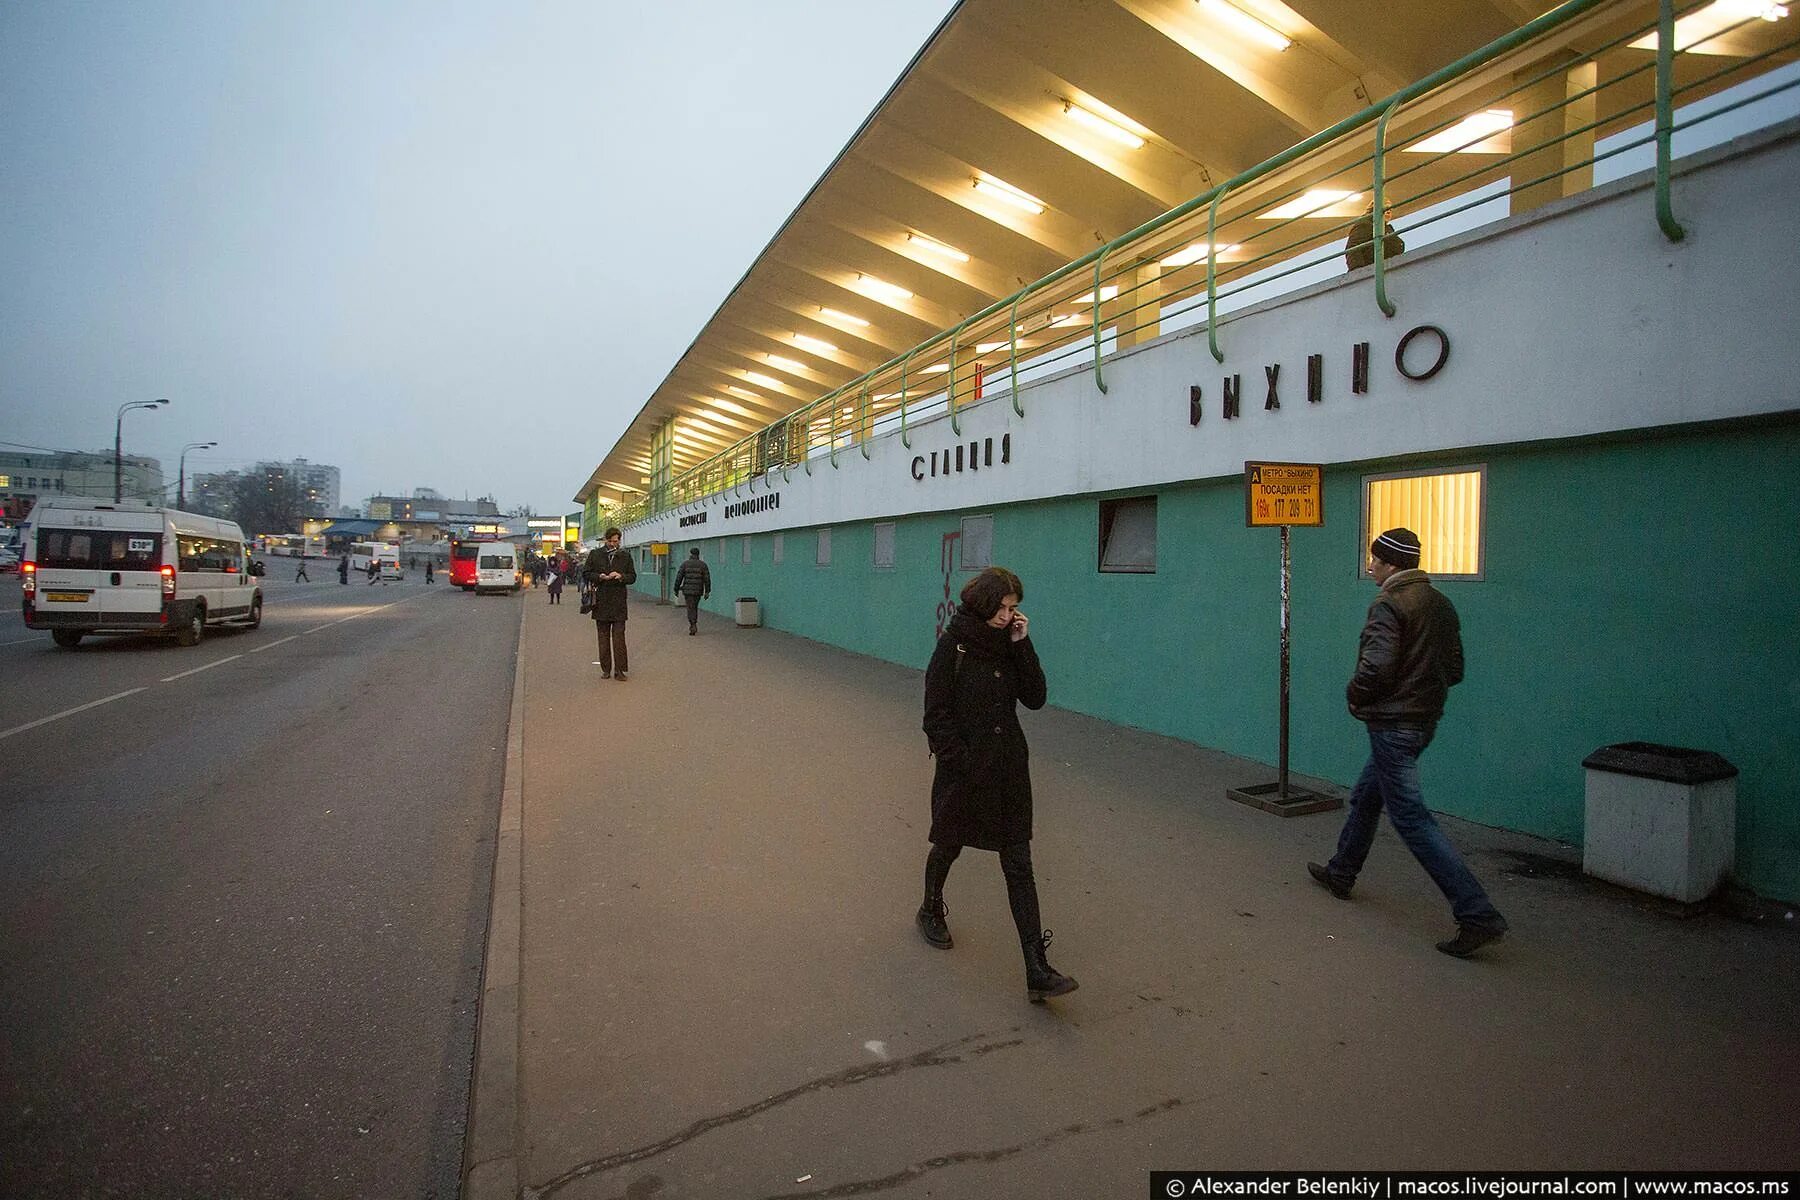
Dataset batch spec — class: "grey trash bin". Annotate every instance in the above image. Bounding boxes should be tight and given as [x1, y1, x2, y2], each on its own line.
[1581, 742, 1738, 902]
[734, 597, 761, 627]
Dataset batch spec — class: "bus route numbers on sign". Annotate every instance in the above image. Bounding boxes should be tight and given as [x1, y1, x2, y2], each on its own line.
[1244, 461, 1324, 527]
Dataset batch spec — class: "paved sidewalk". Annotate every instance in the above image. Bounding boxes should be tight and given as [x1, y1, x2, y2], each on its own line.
[469, 594, 1800, 1199]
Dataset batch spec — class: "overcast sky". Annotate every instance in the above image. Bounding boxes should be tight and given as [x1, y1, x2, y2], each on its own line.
[0, 0, 954, 515]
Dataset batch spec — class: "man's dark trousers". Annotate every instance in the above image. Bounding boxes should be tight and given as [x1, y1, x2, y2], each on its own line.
[597, 621, 628, 675]
[1325, 725, 1505, 930]
[684, 595, 701, 632]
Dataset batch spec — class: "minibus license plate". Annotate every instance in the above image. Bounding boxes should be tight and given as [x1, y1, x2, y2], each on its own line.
[45, 592, 90, 603]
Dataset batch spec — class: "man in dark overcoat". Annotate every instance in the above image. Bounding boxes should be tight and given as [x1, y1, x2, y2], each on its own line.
[584, 527, 637, 680]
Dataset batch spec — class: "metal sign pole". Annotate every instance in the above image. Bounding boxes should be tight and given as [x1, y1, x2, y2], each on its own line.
[1227, 460, 1338, 817]
[1279, 522, 1290, 802]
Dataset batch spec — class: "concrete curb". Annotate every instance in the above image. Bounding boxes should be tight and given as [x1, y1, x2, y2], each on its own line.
[461, 601, 526, 1199]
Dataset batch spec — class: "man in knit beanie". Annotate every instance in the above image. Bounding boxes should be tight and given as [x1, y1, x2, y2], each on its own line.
[1307, 528, 1509, 957]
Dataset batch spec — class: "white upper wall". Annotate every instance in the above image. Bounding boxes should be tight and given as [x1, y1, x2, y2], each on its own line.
[628, 119, 1800, 544]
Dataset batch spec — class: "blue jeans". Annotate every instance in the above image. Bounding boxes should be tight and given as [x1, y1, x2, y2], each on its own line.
[1327, 726, 1506, 930]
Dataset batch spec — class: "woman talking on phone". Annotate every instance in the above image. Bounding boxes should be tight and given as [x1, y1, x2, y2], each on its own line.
[918, 566, 1077, 1002]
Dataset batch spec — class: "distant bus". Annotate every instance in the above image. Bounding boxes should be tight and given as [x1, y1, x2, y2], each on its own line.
[264, 533, 323, 557]
[349, 541, 402, 580]
[448, 536, 500, 591]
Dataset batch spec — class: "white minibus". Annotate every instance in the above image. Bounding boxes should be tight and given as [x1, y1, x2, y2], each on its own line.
[22, 498, 263, 648]
[474, 544, 520, 594]
[349, 541, 404, 581]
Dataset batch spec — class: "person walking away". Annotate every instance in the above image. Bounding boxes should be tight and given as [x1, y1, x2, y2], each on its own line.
[294, 555, 309, 582]
[585, 527, 636, 680]
[425, 559, 434, 584]
[918, 566, 1076, 1003]
[672, 547, 711, 635]
[1307, 528, 1508, 958]
[366, 558, 380, 585]
[547, 564, 564, 605]
[338, 554, 350, 585]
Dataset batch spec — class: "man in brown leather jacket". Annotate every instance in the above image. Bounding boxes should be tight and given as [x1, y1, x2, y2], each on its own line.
[1308, 528, 1508, 958]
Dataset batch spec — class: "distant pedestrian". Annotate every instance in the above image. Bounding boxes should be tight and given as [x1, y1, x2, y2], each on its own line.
[425, 560, 434, 584]
[366, 558, 379, 585]
[918, 566, 1076, 1003]
[584, 527, 636, 680]
[294, 555, 309, 582]
[672, 547, 711, 635]
[338, 554, 350, 585]
[1307, 528, 1508, 958]
[1345, 200, 1405, 272]
[547, 567, 564, 605]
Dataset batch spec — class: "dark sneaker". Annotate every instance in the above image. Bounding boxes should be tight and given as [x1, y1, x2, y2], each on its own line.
[615, 672, 629, 682]
[1307, 861, 1352, 900]
[916, 901, 952, 949]
[1436, 924, 1505, 958]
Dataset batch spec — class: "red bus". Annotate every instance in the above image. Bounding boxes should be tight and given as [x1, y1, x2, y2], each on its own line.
[448, 536, 499, 591]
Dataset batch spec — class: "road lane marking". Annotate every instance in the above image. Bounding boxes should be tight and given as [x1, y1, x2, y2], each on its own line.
[0, 688, 148, 742]
[1, 637, 42, 647]
[245, 635, 299, 654]
[160, 654, 242, 682]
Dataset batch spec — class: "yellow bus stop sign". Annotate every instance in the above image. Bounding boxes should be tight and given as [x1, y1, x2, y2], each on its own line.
[650, 542, 670, 556]
[1244, 461, 1323, 527]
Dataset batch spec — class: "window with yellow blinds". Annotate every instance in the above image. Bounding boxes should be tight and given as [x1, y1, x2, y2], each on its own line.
[1361, 467, 1486, 579]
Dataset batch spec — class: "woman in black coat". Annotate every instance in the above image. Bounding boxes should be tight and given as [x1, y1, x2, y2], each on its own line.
[918, 566, 1077, 1002]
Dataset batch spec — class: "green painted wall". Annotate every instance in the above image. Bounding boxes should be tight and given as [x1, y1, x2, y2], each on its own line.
[639, 422, 1800, 903]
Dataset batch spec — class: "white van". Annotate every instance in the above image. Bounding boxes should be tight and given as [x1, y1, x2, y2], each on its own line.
[349, 541, 403, 581]
[474, 544, 520, 594]
[23, 498, 263, 648]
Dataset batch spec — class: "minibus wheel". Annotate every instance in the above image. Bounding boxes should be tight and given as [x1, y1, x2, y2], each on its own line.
[246, 597, 262, 630]
[51, 630, 84, 649]
[176, 605, 205, 647]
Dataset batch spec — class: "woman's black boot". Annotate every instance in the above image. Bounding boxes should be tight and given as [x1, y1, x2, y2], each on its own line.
[1023, 931, 1078, 1002]
[916, 898, 953, 949]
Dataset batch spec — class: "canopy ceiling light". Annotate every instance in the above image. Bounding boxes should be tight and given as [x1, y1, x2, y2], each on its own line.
[818, 306, 869, 327]
[1160, 241, 1241, 266]
[1629, 0, 1787, 53]
[1074, 285, 1120, 304]
[762, 353, 805, 372]
[1196, 0, 1292, 51]
[1063, 101, 1144, 148]
[972, 174, 1047, 215]
[1258, 189, 1361, 218]
[856, 273, 914, 303]
[790, 333, 837, 354]
[922, 363, 951, 374]
[1407, 109, 1514, 154]
[907, 233, 971, 262]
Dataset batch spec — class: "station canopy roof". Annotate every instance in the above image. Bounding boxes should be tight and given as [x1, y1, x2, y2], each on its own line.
[575, 0, 1796, 505]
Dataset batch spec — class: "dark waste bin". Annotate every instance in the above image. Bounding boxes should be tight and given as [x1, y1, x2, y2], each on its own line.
[1582, 741, 1737, 902]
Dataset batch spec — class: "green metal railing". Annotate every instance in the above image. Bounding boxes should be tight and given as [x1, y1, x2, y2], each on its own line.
[620, 0, 1798, 529]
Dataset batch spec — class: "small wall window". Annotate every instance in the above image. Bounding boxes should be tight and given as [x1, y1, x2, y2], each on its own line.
[1360, 466, 1486, 579]
[741, 537, 751, 565]
[959, 515, 992, 570]
[1098, 496, 1157, 573]
[816, 527, 832, 566]
[773, 532, 784, 564]
[715, 538, 725, 562]
[873, 522, 896, 569]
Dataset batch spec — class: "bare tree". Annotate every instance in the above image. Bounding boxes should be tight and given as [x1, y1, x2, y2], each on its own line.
[228, 470, 307, 536]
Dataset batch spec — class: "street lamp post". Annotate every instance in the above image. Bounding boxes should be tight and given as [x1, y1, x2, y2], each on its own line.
[177, 441, 217, 510]
[114, 398, 170, 503]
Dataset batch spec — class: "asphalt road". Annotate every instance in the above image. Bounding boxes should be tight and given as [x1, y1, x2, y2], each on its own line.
[0, 571, 520, 1198]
